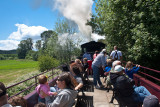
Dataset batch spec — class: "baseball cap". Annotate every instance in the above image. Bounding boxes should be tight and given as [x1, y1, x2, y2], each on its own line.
[0, 82, 6, 97]
[143, 95, 159, 107]
[114, 65, 124, 73]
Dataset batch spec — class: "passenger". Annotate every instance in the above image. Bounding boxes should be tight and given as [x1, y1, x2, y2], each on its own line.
[75, 59, 83, 73]
[34, 102, 46, 107]
[46, 72, 78, 107]
[92, 49, 106, 89]
[35, 75, 57, 104]
[93, 50, 99, 60]
[110, 46, 122, 61]
[0, 82, 13, 107]
[104, 59, 112, 76]
[83, 58, 89, 80]
[125, 61, 140, 79]
[143, 95, 159, 107]
[104, 59, 113, 89]
[83, 52, 92, 60]
[8, 96, 27, 107]
[70, 63, 84, 91]
[110, 65, 151, 104]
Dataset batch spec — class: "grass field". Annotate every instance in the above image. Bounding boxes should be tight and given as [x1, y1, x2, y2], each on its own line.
[0, 60, 39, 84]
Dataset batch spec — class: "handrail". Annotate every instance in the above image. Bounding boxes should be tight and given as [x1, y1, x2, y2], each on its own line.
[122, 61, 160, 85]
[6, 66, 62, 99]
[140, 65, 160, 73]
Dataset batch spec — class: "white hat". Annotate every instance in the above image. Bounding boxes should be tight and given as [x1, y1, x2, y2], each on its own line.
[114, 65, 124, 73]
[102, 49, 106, 52]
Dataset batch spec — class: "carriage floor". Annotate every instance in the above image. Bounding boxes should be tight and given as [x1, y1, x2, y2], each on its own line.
[74, 76, 119, 107]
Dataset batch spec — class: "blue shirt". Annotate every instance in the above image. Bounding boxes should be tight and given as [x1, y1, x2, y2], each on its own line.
[104, 66, 111, 72]
[83, 53, 92, 60]
[125, 66, 140, 79]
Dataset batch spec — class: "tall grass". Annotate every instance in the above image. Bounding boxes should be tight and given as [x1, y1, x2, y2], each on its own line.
[0, 60, 38, 84]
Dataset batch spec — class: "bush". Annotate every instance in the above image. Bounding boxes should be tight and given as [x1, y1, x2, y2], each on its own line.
[38, 55, 60, 72]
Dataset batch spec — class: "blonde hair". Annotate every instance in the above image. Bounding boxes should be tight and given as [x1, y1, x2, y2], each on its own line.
[38, 75, 47, 84]
[125, 61, 133, 70]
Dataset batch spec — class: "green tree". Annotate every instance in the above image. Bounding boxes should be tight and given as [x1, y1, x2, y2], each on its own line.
[89, 0, 160, 69]
[35, 40, 41, 50]
[17, 38, 33, 59]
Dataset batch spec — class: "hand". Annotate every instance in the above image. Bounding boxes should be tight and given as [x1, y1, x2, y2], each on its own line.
[52, 92, 57, 96]
[136, 64, 140, 67]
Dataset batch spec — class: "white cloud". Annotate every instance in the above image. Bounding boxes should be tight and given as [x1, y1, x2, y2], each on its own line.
[0, 40, 20, 50]
[8, 24, 48, 40]
[0, 24, 48, 50]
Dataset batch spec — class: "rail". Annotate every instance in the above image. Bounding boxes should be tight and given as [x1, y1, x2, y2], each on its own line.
[6, 66, 62, 99]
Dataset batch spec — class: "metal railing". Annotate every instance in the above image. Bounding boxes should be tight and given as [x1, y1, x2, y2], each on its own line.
[6, 66, 62, 99]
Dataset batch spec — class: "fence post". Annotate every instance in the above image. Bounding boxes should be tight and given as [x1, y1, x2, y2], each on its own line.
[35, 76, 37, 86]
[52, 68, 53, 79]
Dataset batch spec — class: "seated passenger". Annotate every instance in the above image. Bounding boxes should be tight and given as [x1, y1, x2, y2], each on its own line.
[70, 63, 84, 91]
[46, 72, 78, 107]
[110, 65, 151, 104]
[0, 82, 13, 107]
[125, 61, 140, 79]
[35, 75, 57, 104]
[82, 58, 89, 79]
[8, 96, 27, 107]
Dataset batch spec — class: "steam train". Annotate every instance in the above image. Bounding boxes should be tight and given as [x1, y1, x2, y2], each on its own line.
[80, 41, 106, 57]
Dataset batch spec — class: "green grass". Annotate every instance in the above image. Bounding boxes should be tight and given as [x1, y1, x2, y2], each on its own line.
[0, 60, 39, 84]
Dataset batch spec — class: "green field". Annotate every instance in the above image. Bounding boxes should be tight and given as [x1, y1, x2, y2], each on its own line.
[0, 60, 39, 84]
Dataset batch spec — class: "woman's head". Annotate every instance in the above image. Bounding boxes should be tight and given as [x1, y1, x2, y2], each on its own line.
[38, 75, 47, 84]
[56, 72, 74, 89]
[107, 59, 112, 67]
[125, 61, 133, 69]
[70, 63, 81, 76]
[75, 59, 81, 64]
[83, 58, 88, 63]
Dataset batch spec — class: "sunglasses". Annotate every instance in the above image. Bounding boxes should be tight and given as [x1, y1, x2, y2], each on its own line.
[57, 78, 63, 81]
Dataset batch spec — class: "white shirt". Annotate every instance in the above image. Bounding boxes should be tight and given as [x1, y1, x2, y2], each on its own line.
[110, 50, 122, 60]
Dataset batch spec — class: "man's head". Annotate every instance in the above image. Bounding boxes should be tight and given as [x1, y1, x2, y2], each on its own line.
[114, 65, 124, 74]
[143, 95, 159, 107]
[114, 46, 117, 50]
[112, 60, 121, 68]
[0, 82, 7, 106]
[101, 49, 106, 54]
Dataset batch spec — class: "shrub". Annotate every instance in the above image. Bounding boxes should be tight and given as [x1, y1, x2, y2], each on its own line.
[38, 55, 60, 72]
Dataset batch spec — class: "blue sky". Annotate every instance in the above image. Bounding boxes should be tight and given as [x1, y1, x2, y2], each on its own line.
[0, 0, 97, 50]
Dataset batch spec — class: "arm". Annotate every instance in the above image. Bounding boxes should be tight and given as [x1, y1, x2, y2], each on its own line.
[75, 83, 83, 90]
[47, 93, 68, 107]
[132, 65, 140, 73]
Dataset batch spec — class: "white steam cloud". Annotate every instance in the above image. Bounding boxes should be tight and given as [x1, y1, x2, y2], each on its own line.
[53, 0, 93, 41]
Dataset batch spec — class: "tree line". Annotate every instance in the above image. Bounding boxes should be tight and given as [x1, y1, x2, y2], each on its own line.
[88, 0, 160, 70]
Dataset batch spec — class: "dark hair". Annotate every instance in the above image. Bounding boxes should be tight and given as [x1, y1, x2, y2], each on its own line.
[8, 96, 27, 107]
[62, 65, 69, 72]
[0, 82, 6, 97]
[58, 72, 74, 89]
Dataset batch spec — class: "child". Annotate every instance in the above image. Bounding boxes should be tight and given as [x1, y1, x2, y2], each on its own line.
[83, 58, 89, 79]
[104, 59, 112, 76]
[104, 59, 112, 89]
[125, 61, 140, 79]
[35, 75, 57, 104]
